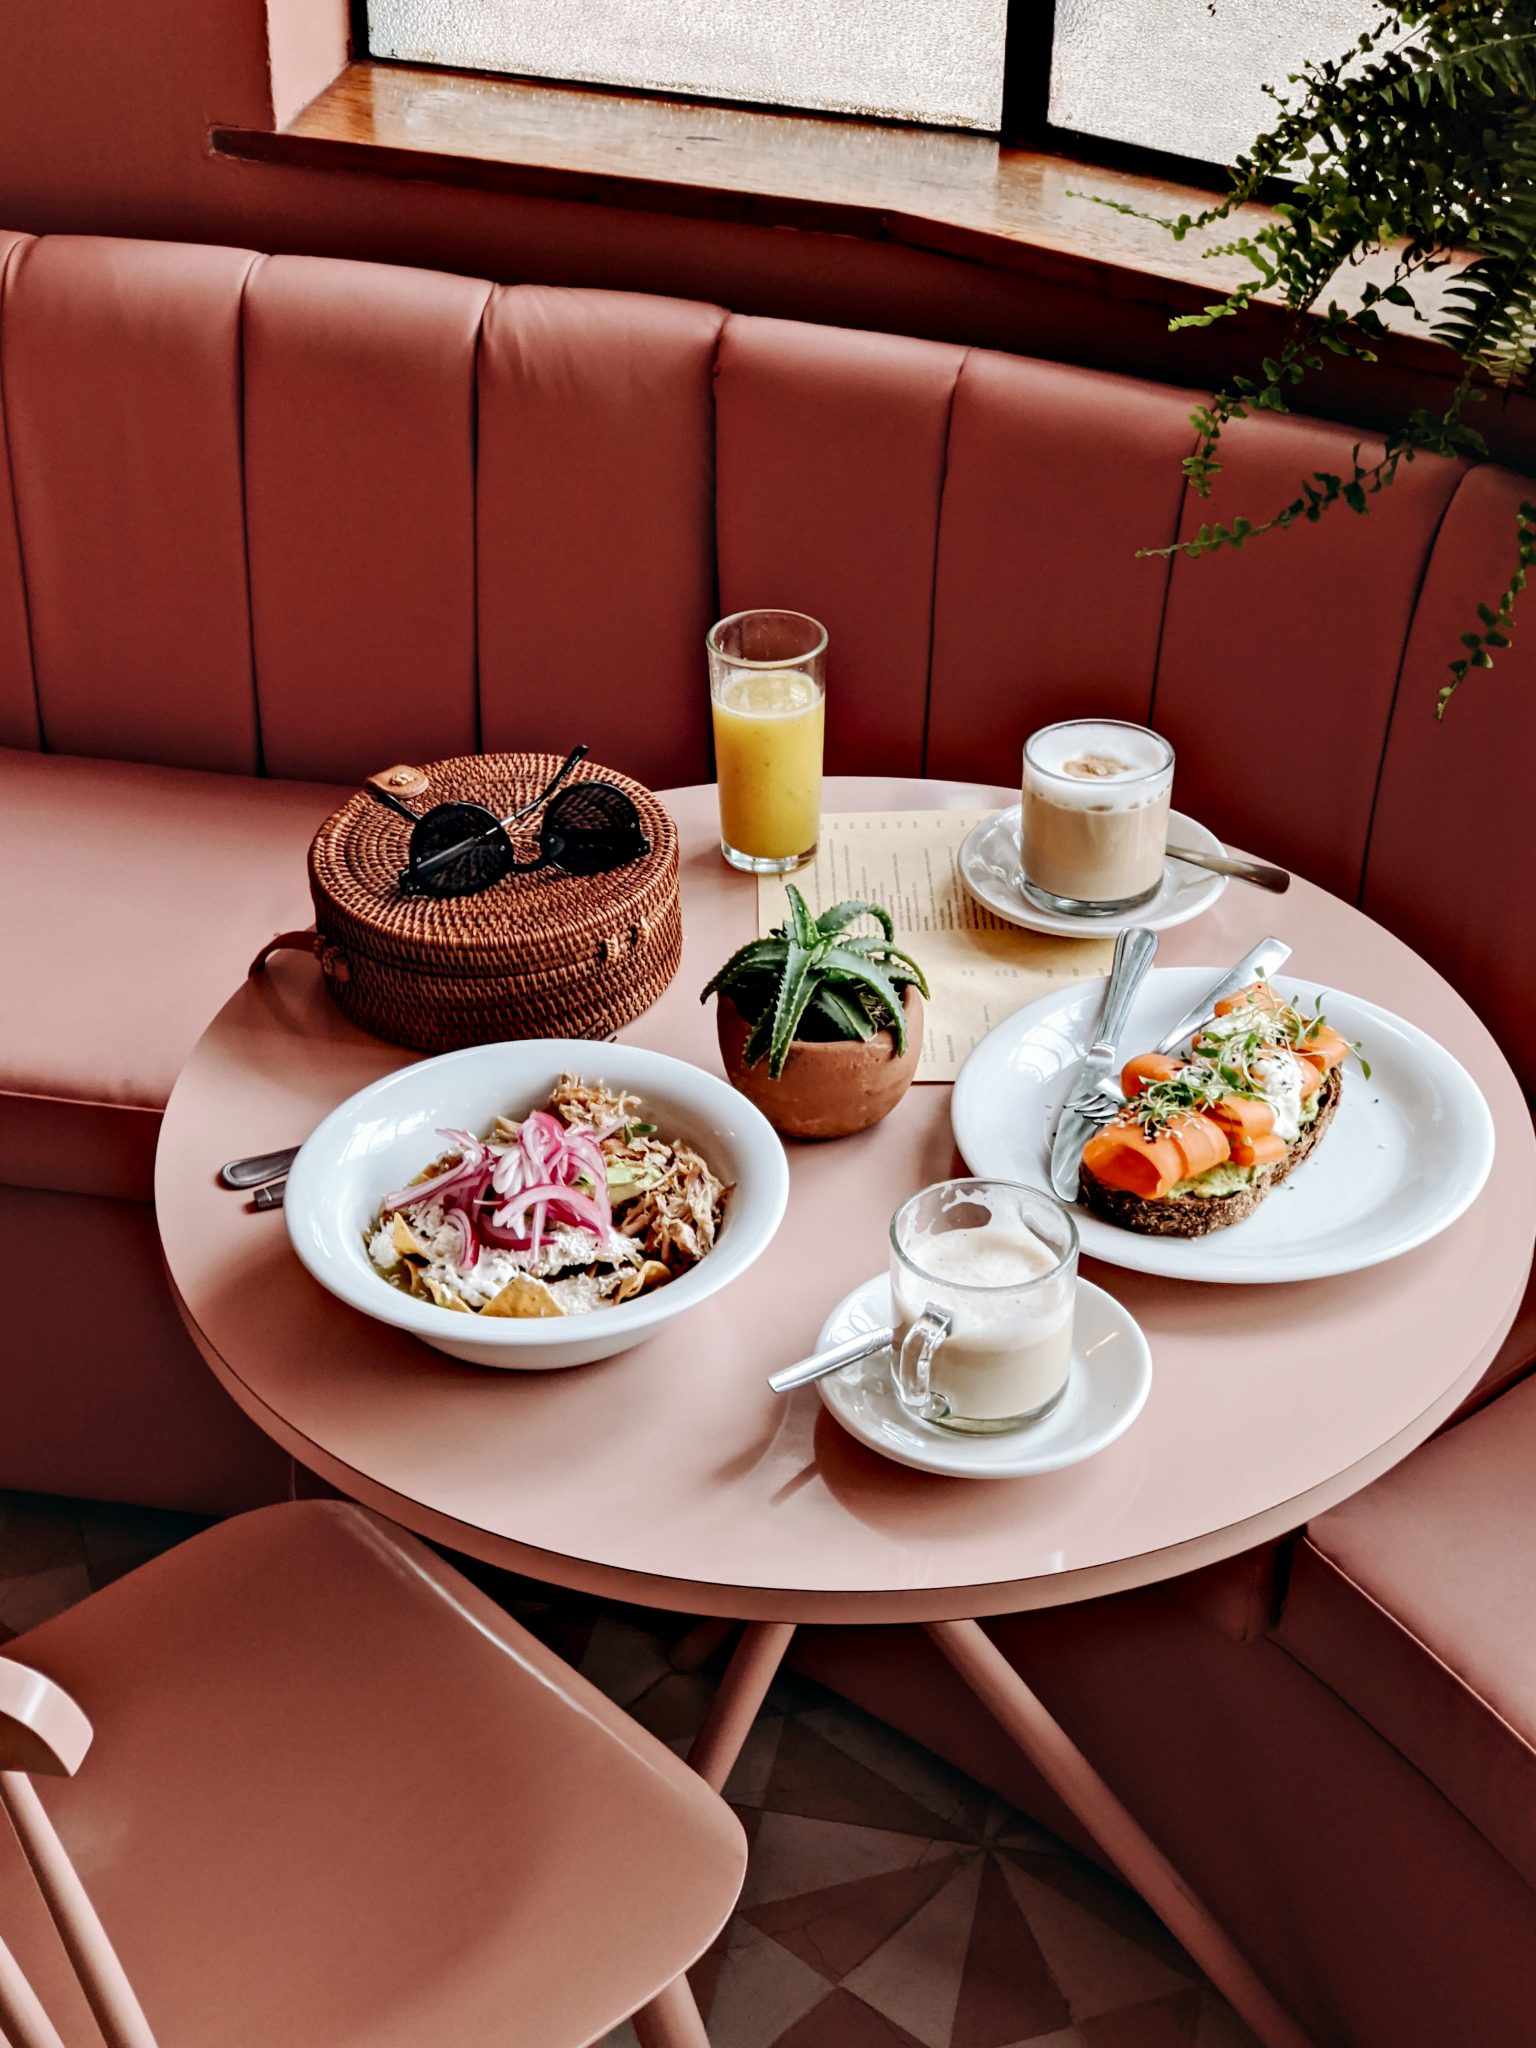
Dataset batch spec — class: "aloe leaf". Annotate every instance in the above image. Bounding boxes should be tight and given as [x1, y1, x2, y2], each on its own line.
[768, 942, 817, 1078]
[878, 945, 930, 997]
[831, 936, 929, 998]
[816, 899, 894, 943]
[818, 947, 909, 1054]
[742, 1007, 775, 1068]
[812, 983, 876, 1041]
[700, 937, 787, 1002]
[784, 885, 819, 950]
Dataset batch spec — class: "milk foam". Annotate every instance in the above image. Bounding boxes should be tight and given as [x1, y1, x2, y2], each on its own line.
[1025, 721, 1172, 811]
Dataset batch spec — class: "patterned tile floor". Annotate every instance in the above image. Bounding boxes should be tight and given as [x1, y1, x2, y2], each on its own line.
[0, 1491, 1258, 2048]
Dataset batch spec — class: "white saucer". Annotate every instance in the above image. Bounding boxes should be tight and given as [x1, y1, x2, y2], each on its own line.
[958, 806, 1227, 937]
[814, 1275, 1152, 1479]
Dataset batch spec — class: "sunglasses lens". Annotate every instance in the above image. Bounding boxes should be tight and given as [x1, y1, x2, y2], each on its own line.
[406, 802, 512, 898]
[542, 784, 650, 876]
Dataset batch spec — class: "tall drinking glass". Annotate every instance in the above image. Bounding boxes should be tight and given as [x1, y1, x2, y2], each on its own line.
[707, 609, 827, 874]
[890, 1180, 1078, 1433]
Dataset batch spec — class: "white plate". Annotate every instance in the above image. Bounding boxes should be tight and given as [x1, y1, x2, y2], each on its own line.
[815, 1275, 1152, 1478]
[958, 806, 1227, 937]
[951, 968, 1496, 1285]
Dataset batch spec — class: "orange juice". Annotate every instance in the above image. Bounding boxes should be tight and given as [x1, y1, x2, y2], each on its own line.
[711, 669, 825, 861]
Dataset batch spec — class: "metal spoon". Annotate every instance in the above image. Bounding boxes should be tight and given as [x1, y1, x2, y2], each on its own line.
[1168, 844, 1290, 894]
[219, 1145, 300, 1189]
[768, 1327, 893, 1393]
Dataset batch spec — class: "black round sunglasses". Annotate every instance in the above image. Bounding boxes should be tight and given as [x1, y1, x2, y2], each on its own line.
[365, 747, 651, 899]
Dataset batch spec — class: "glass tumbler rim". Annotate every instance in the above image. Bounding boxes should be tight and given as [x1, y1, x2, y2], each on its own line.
[1023, 717, 1174, 788]
[707, 608, 829, 670]
[890, 1178, 1078, 1293]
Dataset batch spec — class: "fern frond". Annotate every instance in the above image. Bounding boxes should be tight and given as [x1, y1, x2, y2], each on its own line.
[1087, 0, 1536, 707]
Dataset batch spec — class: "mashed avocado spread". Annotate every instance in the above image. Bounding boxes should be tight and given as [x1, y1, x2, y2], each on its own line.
[1165, 1089, 1321, 1199]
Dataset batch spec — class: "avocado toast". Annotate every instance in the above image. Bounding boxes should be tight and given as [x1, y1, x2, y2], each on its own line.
[1077, 982, 1355, 1238]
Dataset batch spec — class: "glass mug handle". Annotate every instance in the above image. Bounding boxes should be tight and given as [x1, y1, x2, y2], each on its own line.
[895, 1304, 952, 1422]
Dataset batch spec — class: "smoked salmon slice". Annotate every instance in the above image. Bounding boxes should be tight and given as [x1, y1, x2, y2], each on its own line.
[1081, 1124, 1186, 1200]
[1210, 1094, 1277, 1141]
[1121, 1053, 1185, 1096]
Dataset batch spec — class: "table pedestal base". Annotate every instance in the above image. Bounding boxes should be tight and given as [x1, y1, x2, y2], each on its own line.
[639, 1617, 1312, 2048]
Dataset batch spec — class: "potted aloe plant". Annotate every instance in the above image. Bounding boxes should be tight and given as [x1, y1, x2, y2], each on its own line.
[701, 888, 929, 1138]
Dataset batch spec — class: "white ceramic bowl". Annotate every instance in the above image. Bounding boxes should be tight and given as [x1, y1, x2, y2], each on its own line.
[285, 1040, 790, 1369]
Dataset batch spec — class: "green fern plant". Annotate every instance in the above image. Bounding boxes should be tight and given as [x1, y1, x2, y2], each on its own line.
[1086, 0, 1536, 713]
[701, 887, 929, 1079]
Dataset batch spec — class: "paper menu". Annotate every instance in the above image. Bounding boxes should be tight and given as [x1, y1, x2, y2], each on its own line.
[756, 811, 1114, 1082]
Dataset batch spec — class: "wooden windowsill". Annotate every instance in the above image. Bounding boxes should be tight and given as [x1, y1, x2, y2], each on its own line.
[212, 60, 1449, 361]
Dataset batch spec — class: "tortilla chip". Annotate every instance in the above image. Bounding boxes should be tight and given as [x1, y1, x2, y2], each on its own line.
[480, 1274, 565, 1319]
[391, 1214, 429, 1260]
[613, 1259, 673, 1303]
[421, 1275, 471, 1312]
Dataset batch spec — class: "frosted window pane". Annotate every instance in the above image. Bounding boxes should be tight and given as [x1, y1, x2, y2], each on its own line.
[369, 0, 1008, 130]
[1050, 0, 1380, 165]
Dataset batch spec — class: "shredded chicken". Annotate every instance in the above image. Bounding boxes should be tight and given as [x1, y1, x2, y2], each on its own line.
[550, 1073, 728, 1271]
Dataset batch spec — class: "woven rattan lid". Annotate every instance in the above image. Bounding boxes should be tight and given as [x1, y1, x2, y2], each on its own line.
[309, 753, 681, 976]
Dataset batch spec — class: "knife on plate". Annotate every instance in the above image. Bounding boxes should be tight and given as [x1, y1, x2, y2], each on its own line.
[1050, 927, 1159, 1201]
[1140, 936, 1293, 1064]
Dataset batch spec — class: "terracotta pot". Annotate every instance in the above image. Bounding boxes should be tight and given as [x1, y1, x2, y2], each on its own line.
[715, 982, 924, 1140]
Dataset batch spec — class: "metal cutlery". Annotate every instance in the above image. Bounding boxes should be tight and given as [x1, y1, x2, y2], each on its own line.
[250, 1180, 287, 1210]
[1049, 926, 1159, 1200]
[1168, 844, 1290, 894]
[219, 1145, 299, 1190]
[1063, 935, 1295, 1129]
[768, 1327, 893, 1393]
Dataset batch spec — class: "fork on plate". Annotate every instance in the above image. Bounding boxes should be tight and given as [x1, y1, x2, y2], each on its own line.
[1067, 937, 1293, 1125]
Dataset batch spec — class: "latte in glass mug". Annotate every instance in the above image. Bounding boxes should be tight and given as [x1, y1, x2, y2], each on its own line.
[890, 1181, 1078, 1434]
[1021, 720, 1174, 915]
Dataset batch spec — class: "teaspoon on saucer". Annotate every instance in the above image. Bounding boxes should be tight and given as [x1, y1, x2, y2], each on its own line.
[769, 1327, 893, 1393]
[1167, 844, 1290, 893]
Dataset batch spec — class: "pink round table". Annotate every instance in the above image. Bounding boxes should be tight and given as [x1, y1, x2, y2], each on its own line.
[156, 777, 1534, 2048]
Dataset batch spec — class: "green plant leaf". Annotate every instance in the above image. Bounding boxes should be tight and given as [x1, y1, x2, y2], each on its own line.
[699, 937, 788, 1003]
[818, 947, 910, 1055]
[783, 885, 819, 950]
[767, 942, 819, 1078]
[742, 1006, 775, 1068]
[878, 945, 931, 997]
[811, 984, 877, 1041]
[815, 899, 895, 943]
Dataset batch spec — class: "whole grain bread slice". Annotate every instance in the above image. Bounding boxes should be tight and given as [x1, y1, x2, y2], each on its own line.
[1079, 1065, 1342, 1237]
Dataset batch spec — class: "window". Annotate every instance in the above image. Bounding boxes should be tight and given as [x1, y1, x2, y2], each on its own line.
[365, 1, 1011, 131]
[1048, 0, 1380, 167]
[361, 1, 1381, 165]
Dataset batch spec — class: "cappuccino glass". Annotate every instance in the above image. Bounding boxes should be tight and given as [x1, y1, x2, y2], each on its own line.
[890, 1180, 1078, 1434]
[1021, 719, 1174, 916]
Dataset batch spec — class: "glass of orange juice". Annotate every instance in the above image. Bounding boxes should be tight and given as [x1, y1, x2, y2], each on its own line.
[707, 609, 827, 873]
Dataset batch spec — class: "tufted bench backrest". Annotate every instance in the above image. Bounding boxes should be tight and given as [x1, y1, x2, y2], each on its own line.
[1, 230, 1531, 1079]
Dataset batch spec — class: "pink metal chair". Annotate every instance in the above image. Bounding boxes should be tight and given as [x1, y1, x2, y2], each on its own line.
[0, 1501, 745, 2047]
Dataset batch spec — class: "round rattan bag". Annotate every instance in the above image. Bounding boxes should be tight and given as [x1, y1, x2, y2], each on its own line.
[267, 753, 682, 1053]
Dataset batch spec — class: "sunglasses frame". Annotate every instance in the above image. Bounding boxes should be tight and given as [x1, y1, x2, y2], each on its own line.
[364, 747, 651, 899]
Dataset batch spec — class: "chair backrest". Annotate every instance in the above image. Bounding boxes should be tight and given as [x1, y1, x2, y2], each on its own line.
[1, 230, 1531, 1080]
[0, 1656, 155, 2048]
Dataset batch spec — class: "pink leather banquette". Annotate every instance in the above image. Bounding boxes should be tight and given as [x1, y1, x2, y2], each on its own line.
[3, 230, 1535, 2043]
